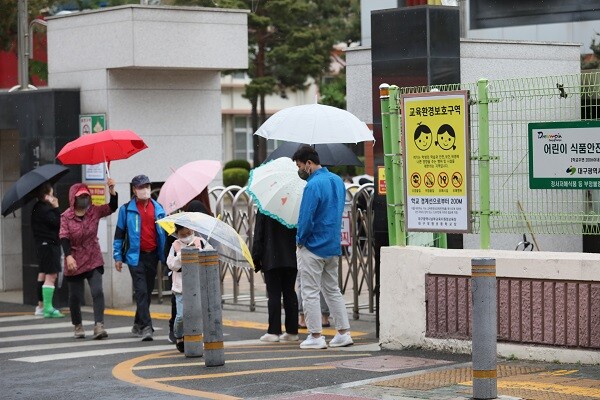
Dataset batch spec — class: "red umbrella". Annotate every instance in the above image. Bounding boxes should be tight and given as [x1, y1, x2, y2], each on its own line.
[57, 129, 148, 166]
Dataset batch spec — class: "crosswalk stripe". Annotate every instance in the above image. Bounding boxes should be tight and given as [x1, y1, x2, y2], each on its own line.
[0, 335, 168, 354]
[11, 345, 175, 363]
[0, 326, 145, 343]
[0, 320, 94, 333]
[0, 315, 43, 323]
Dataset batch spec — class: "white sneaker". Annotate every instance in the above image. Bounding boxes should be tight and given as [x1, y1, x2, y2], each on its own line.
[260, 333, 280, 342]
[34, 306, 44, 316]
[329, 332, 354, 348]
[279, 333, 299, 342]
[300, 334, 327, 349]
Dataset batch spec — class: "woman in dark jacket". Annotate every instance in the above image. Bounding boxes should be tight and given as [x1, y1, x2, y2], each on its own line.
[252, 211, 299, 342]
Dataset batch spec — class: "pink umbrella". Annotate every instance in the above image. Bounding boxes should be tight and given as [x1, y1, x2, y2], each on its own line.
[158, 160, 221, 215]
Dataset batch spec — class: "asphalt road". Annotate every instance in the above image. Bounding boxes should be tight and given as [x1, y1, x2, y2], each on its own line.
[0, 300, 472, 400]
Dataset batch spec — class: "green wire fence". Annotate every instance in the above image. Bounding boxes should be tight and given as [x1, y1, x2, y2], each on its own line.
[384, 71, 600, 249]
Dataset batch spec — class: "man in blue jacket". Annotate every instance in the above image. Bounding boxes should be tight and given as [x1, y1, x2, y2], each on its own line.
[293, 145, 353, 349]
[113, 174, 166, 341]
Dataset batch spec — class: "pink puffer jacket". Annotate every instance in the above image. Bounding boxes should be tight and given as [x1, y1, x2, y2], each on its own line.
[59, 183, 114, 276]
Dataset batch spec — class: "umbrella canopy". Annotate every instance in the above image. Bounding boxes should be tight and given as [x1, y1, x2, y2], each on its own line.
[247, 157, 306, 228]
[157, 212, 254, 270]
[157, 160, 221, 215]
[264, 142, 363, 167]
[254, 104, 375, 144]
[1, 164, 69, 217]
[56, 129, 147, 165]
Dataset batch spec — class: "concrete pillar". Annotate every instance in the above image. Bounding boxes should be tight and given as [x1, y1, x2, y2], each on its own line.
[198, 249, 225, 367]
[182, 247, 203, 358]
[471, 257, 497, 399]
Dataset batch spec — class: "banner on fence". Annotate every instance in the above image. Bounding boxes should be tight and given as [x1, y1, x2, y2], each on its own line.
[528, 120, 600, 189]
[401, 91, 471, 233]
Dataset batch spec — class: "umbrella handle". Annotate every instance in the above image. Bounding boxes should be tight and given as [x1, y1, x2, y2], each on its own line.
[105, 160, 111, 179]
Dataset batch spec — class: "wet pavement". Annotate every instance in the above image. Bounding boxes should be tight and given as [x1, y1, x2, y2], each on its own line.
[1, 292, 599, 399]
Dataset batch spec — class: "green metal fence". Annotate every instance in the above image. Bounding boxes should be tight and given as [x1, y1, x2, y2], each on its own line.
[383, 71, 600, 248]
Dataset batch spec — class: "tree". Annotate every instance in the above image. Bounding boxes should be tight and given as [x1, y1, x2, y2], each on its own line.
[175, 0, 360, 166]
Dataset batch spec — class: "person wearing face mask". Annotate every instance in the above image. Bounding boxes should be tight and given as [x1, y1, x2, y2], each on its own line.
[292, 145, 353, 350]
[113, 174, 167, 342]
[166, 224, 209, 353]
[59, 179, 118, 339]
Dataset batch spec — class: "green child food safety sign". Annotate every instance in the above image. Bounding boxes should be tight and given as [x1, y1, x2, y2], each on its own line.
[528, 120, 600, 189]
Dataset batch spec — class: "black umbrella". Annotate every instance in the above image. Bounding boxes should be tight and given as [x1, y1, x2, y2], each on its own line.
[1, 164, 70, 217]
[264, 142, 362, 167]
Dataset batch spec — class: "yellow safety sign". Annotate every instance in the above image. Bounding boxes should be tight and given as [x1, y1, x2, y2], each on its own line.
[401, 91, 471, 233]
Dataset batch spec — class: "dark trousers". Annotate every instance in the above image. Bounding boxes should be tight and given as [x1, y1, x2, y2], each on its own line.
[68, 268, 104, 325]
[264, 268, 298, 335]
[129, 252, 158, 329]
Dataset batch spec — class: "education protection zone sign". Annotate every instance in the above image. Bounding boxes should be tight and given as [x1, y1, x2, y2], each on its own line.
[401, 91, 471, 233]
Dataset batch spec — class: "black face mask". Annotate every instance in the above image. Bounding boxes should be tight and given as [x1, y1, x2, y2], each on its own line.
[298, 168, 310, 181]
[75, 196, 90, 210]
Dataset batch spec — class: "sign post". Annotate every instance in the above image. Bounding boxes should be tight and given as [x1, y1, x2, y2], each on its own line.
[79, 114, 106, 181]
[401, 91, 471, 233]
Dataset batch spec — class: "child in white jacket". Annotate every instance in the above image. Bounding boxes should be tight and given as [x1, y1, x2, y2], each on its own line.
[166, 225, 208, 352]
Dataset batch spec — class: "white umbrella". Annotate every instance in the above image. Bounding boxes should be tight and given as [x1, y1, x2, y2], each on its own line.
[254, 104, 374, 144]
[156, 212, 254, 270]
[247, 157, 306, 228]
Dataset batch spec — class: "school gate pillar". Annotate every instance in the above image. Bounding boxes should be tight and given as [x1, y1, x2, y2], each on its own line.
[46, 5, 248, 307]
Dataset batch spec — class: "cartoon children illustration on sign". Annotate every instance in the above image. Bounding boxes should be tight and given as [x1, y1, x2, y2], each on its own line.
[414, 123, 433, 151]
[435, 124, 457, 151]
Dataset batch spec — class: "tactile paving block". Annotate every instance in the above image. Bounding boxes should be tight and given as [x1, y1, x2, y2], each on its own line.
[375, 364, 545, 390]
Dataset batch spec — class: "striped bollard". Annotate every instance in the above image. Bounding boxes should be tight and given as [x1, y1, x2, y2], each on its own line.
[471, 257, 497, 399]
[181, 247, 203, 358]
[198, 249, 225, 367]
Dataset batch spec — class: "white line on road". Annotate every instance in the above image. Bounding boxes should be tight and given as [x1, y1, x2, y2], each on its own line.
[0, 320, 94, 333]
[0, 315, 43, 323]
[10, 345, 175, 363]
[0, 335, 168, 354]
[0, 326, 148, 343]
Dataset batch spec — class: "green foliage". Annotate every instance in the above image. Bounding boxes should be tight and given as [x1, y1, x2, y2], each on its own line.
[29, 59, 48, 82]
[224, 159, 251, 171]
[223, 167, 249, 187]
[328, 163, 365, 179]
[320, 73, 347, 109]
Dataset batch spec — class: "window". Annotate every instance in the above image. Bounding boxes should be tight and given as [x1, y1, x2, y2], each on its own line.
[233, 116, 278, 163]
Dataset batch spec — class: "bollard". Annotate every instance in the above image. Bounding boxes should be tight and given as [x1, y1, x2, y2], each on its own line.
[198, 249, 225, 367]
[471, 257, 497, 399]
[181, 247, 203, 358]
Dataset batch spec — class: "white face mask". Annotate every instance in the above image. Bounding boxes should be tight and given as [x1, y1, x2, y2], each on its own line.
[136, 188, 151, 200]
[179, 235, 194, 245]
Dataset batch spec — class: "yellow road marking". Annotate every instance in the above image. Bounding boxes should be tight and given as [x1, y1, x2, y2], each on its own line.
[539, 370, 578, 376]
[133, 353, 372, 370]
[112, 351, 240, 400]
[152, 365, 336, 382]
[496, 381, 600, 398]
[104, 308, 367, 336]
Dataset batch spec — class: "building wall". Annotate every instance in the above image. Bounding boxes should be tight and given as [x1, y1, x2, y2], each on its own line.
[380, 245, 600, 364]
[0, 130, 22, 290]
[45, 5, 247, 306]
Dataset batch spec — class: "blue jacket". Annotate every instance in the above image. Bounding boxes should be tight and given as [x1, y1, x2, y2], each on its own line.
[113, 198, 167, 266]
[296, 167, 345, 258]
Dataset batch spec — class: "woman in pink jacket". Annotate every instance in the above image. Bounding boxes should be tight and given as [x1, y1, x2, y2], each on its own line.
[60, 180, 117, 340]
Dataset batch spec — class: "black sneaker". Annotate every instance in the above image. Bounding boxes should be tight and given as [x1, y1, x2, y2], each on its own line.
[176, 339, 184, 353]
[141, 326, 153, 341]
[168, 330, 175, 344]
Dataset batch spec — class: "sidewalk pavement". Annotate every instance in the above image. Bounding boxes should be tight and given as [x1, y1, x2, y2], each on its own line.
[3, 290, 599, 400]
